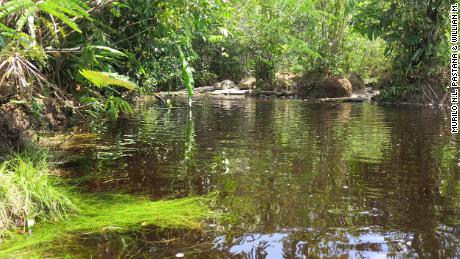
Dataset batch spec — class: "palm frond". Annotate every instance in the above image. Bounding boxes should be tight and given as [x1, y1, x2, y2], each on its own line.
[104, 96, 133, 119]
[79, 70, 137, 91]
[0, 0, 90, 34]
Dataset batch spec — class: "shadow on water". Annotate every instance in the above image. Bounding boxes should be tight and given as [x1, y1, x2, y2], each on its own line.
[55, 97, 460, 257]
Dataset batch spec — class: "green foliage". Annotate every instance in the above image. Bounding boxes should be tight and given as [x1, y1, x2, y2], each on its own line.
[0, 0, 452, 109]
[78, 70, 136, 118]
[353, 0, 450, 78]
[332, 32, 389, 79]
[95, 0, 229, 92]
[180, 49, 195, 107]
[225, 0, 322, 89]
[0, 0, 140, 121]
[0, 0, 89, 34]
[0, 0, 90, 97]
[104, 96, 133, 119]
[188, 0, 388, 88]
[0, 145, 76, 240]
[1, 194, 212, 257]
[378, 84, 422, 103]
[79, 70, 137, 91]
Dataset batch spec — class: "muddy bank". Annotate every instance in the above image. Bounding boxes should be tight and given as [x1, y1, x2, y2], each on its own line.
[0, 103, 30, 158]
[154, 73, 379, 104]
[154, 85, 379, 103]
[0, 96, 72, 159]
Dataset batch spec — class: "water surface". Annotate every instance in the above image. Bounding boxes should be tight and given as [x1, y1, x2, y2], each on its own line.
[60, 97, 460, 258]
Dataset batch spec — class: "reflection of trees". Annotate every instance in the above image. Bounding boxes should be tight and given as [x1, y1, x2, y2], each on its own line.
[54, 227, 232, 258]
[67, 98, 460, 257]
[214, 103, 460, 257]
[219, 102, 359, 229]
[364, 107, 460, 257]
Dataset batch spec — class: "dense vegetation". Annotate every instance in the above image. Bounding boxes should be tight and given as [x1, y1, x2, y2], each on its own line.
[0, 0, 451, 114]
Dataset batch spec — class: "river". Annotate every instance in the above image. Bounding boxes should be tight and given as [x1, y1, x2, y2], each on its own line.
[54, 97, 460, 258]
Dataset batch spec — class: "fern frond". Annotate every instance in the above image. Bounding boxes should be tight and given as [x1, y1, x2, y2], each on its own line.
[48, 0, 90, 18]
[105, 96, 133, 119]
[79, 70, 137, 90]
[0, 0, 34, 19]
[15, 5, 39, 31]
[0, 0, 90, 34]
[0, 23, 46, 63]
[39, 3, 82, 33]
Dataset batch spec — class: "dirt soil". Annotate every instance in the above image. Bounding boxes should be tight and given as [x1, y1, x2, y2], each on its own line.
[0, 96, 72, 159]
[0, 103, 30, 158]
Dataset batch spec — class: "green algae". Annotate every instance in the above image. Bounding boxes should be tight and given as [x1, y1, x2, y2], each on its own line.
[0, 193, 212, 257]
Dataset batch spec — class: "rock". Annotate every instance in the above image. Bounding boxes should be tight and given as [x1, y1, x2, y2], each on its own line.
[238, 77, 256, 90]
[274, 73, 297, 90]
[211, 89, 250, 95]
[310, 77, 353, 98]
[194, 86, 215, 93]
[349, 72, 365, 91]
[214, 80, 236, 90]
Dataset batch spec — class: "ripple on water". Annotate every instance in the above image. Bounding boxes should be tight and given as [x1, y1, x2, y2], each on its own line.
[61, 98, 460, 257]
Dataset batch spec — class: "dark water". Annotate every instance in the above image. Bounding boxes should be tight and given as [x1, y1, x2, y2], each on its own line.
[61, 97, 460, 258]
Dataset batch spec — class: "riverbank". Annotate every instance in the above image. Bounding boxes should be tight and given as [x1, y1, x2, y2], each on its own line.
[153, 84, 451, 108]
[154, 85, 381, 104]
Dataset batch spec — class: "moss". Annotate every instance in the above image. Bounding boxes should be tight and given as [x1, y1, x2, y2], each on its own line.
[0, 193, 211, 257]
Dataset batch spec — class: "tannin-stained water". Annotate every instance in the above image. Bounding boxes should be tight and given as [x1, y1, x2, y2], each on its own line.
[57, 97, 460, 258]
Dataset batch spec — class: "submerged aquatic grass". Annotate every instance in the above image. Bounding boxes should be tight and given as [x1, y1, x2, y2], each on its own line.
[0, 144, 213, 257]
[0, 193, 211, 257]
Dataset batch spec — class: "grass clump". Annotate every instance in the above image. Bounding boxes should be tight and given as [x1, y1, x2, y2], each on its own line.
[0, 145, 75, 240]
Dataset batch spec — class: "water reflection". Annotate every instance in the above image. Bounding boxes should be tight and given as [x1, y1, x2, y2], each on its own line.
[60, 97, 460, 257]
